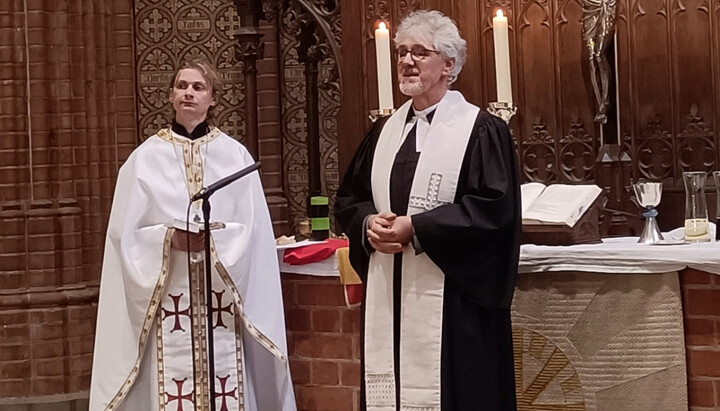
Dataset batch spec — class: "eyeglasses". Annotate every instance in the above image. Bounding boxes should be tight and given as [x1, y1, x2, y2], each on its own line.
[396, 46, 439, 62]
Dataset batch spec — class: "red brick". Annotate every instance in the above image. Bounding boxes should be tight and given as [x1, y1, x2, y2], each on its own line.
[293, 333, 314, 358]
[67, 372, 91, 392]
[688, 350, 720, 377]
[0, 344, 30, 361]
[685, 318, 716, 346]
[297, 284, 346, 307]
[67, 319, 94, 338]
[340, 362, 361, 388]
[68, 337, 94, 356]
[688, 379, 715, 407]
[0, 254, 24, 272]
[686, 289, 720, 316]
[0, 324, 29, 343]
[30, 322, 63, 341]
[285, 308, 311, 332]
[32, 376, 65, 395]
[290, 359, 310, 385]
[29, 308, 64, 323]
[27, 270, 57, 287]
[313, 335, 354, 360]
[0, 360, 30, 379]
[342, 309, 361, 334]
[352, 336, 361, 360]
[0, 273, 25, 290]
[296, 386, 355, 411]
[311, 361, 339, 385]
[69, 354, 92, 374]
[68, 305, 96, 321]
[36, 358, 65, 377]
[313, 309, 341, 333]
[30, 341, 65, 358]
[0, 310, 29, 327]
[0, 379, 29, 397]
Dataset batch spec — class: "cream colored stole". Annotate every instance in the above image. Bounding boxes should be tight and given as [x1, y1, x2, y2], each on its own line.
[366, 90, 479, 410]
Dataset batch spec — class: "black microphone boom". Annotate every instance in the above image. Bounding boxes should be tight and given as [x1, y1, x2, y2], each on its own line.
[191, 161, 261, 202]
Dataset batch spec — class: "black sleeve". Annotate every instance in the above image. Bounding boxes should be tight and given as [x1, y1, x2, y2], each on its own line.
[412, 112, 521, 309]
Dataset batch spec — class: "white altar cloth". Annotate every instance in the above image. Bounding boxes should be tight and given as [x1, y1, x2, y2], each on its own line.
[520, 234, 720, 275]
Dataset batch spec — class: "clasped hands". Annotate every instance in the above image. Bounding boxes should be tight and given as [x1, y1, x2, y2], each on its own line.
[367, 212, 413, 254]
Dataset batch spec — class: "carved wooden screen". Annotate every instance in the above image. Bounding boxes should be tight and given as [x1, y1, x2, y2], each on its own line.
[134, 0, 245, 142]
[339, 0, 720, 226]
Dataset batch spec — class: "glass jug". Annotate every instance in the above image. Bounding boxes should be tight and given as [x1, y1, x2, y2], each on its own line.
[683, 171, 710, 242]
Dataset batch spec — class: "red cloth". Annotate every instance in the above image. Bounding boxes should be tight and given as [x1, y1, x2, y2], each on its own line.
[344, 284, 363, 307]
[282, 238, 349, 265]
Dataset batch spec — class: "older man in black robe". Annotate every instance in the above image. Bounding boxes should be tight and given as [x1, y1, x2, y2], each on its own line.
[335, 10, 521, 411]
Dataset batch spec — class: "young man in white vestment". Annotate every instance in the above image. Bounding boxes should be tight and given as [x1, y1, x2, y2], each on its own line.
[335, 11, 521, 411]
[90, 59, 296, 411]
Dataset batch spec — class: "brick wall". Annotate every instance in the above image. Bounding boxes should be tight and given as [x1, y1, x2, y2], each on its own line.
[281, 274, 361, 411]
[682, 268, 720, 410]
[0, 0, 136, 400]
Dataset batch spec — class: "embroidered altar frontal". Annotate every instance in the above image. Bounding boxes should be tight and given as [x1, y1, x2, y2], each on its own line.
[511, 271, 687, 410]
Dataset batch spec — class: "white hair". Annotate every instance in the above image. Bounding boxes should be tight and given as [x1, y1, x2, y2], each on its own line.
[394, 10, 467, 85]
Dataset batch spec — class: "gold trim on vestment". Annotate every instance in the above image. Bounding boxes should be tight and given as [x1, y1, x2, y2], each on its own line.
[193, 257, 210, 410]
[234, 311, 246, 410]
[155, 310, 166, 410]
[157, 127, 221, 210]
[105, 229, 174, 410]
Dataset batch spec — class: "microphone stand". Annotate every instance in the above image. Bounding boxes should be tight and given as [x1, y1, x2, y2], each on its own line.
[191, 161, 260, 411]
[200, 197, 217, 411]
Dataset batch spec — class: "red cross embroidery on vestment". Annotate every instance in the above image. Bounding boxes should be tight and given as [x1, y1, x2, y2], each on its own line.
[212, 289, 234, 329]
[162, 293, 192, 333]
[214, 375, 238, 411]
[165, 377, 194, 411]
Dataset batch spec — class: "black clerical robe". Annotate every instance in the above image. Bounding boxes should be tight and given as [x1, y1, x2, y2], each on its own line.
[335, 108, 521, 410]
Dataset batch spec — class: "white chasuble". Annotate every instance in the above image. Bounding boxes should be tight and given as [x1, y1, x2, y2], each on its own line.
[367, 91, 479, 411]
[90, 129, 296, 411]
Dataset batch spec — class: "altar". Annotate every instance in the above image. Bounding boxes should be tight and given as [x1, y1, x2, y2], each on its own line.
[279, 236, 720, 410]
[513, 236, 720, 410]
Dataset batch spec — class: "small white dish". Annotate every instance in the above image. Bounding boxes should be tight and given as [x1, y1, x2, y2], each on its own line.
[651, 239, 688, 246]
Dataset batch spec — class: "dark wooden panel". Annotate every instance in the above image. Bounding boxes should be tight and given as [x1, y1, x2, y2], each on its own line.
[338, 0, 720, 232]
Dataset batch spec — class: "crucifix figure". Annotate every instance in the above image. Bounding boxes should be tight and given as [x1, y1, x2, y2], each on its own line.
[582, 0, 617, 124]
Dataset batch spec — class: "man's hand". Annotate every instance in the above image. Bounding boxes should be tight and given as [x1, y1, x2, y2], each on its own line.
[367, 212, 413, 254]
[171, 229, 206, 253]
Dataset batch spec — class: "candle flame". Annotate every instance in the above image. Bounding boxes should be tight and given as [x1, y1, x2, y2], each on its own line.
[496, 9, 504, 18]
[379, 22, 387, 30]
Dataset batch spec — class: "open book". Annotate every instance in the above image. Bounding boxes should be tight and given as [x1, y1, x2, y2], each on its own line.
[521, 182, 603, 228]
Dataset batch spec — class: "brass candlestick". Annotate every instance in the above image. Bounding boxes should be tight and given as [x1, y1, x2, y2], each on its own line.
[369, 108, 396, 122]
[488, 102, 516, 124]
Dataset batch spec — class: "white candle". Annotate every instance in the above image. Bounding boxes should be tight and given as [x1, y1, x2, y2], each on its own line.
[492, 9, 513, 104]
[374, 22, 394, 110]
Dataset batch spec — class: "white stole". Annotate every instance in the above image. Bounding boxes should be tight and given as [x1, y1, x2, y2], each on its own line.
[366, 90, 479, 410]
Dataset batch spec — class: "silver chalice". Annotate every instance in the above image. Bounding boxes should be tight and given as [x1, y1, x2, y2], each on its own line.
[633, 181, 664, 244]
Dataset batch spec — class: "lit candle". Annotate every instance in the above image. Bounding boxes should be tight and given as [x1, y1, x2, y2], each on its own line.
[492, 9, 513, 104]
[374, 21, 394, 110]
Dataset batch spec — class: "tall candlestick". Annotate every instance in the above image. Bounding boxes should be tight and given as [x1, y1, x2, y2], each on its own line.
[374, 22, 394, 110]
[492, 9, 512, 104]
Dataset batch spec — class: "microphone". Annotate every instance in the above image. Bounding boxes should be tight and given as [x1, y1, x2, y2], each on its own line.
[190, 161, 261, 202]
